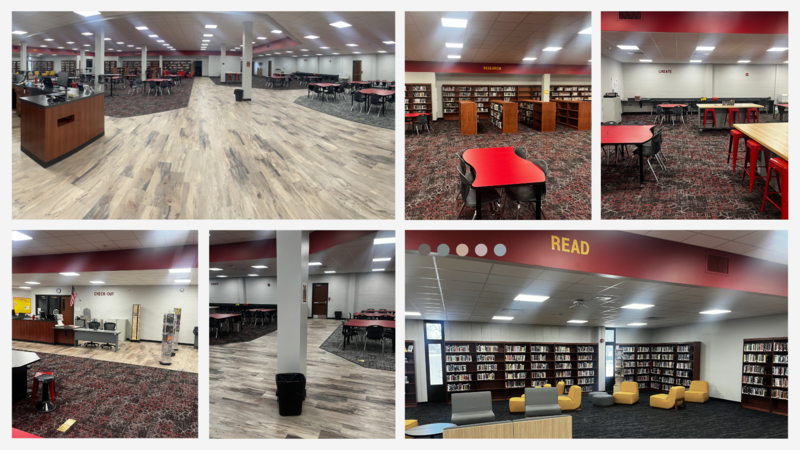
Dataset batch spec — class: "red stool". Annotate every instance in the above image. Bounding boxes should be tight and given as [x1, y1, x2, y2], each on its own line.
[703, 108, 716, 127]
[742, 140, 768, 192]
[745, 108, 760, 123]
[761, 158, 788, 219]
[725, 108, 739, 128]
[728, 130, 747, 171]
[31, 372, 57, 411]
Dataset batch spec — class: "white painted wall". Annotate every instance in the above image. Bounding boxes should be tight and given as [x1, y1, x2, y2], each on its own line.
[601, 55, 624, 96]
[12, 289, 32, 299]
[208, 55, 243, 77]
[616, 327, 654, 344]
[26, 285, 198, 345]
[250, 54, 396, 80]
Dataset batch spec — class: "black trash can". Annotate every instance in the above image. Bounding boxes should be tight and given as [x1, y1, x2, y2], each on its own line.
[276, 373, 306, 416]
[334, 311, 342, 320]
[234, 89, 243, 101]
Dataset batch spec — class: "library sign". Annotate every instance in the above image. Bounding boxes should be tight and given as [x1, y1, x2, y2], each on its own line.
[550, 235, 590, 255]
[93, 291, 115, 296]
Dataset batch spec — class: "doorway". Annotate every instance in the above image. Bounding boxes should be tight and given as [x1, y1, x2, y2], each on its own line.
[424, 320, 446, 403]
[605, 327, 616, 393]
[194, 60, 202, 76]
[268, 61, 272, 77]
[352, 60, 362, 81]
[311, 283, 329, 318]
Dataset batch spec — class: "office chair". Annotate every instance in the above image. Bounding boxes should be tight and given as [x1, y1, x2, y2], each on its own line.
[101, 322, 117, 350]
[85, 320, 101, 347]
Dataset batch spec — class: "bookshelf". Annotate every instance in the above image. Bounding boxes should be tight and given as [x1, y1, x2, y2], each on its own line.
[444, 341, 599, 403]
[741, 337, 788, 415]
[12, 61, 21, 73]
[60, 61, 76, 76]
[442, 85, 542, 121]
[555, 100, 591, 130]
[406, 83, 432, 115]
[616, 342, 701, 393]
[519, 100, 556, 132]
[104, 61, 117, 74]
[489, 100, 518, 134]
[549, 84, 592, 101]
[31, 61, 53, 74]
[405, 340, 417, 408]
[459, 100, 478, 135]
[163, 60, 192, 74]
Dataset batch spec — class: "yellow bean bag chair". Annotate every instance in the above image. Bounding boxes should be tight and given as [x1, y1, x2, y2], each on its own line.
[558, 385, 582, 411]
[509, 384, 551, 412]
[405, 420, 418, 439]
[685, 381, 709, 403]
[650, 386, 686, 411]
[613, 381, 640, 405]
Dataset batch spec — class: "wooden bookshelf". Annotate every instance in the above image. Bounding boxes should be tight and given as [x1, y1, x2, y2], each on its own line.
[164, 60, 192, 74]
[12, 61, 21, 73]
[741, 337, 788, 415]
[550, 84, 592, 101]
[30, 61, 53, 74]
[489, 100, 518, 133]
[60, 61, 76, 76]
[459, 100, 477, 135]
[555, 100, 591, 130]
[617, 342, 701, 393]
[442, 84, 542, 121]
[445, 341, 599, 404]
[405, 340, 417, 408]
[519, 100, 556, 132]
[406, 83, 432, 115]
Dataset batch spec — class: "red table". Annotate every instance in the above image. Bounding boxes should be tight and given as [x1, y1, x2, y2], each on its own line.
[343, 319, 396, 349]
[210, 313, 241, 335]
[362, 309, 395, 312]
[462, 147, 547, 220]
[405, 113, 429, 118]
[358, 88, 395, 116]
[270, 75, 291, 89]
[776, 103, 788, 122]
[357, 312, 395, 318]
[601, 125, 656, 187]
[12, 428, 41, 438]
[350, 81, 372, 90]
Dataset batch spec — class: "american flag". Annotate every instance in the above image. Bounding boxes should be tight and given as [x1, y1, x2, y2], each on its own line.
[70, 285, 77, 307]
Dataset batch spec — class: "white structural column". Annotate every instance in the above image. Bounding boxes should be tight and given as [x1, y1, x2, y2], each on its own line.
[19, 43, 27, 74]
[220, 44, 226, 81]
[141, 46, 147, 81]
[159, 54, 163, 75]
[542, 74, 551, 102]
[276, 230, 309, 375]
[94, 28, 105, 89]
[79, 49, 85, 74]
[242, 21, 253, 100]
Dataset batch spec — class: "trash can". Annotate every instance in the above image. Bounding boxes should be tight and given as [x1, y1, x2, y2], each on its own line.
[193, 326, 198, 349]
[234, 89, 243, 102]
[276, 373, 306, 416]
[334, 311, 342, 320]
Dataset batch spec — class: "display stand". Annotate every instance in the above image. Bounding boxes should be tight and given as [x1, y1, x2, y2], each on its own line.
[160, 312, 175, 365]
[131, 304, 141, 342]
[173, 308, 182, 352]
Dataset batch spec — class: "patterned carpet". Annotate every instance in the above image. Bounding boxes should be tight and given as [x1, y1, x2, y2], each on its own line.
[12, 349, 198, 438]
[209, 321, 277, 346]
[405, 119, 591, 220]
[601, 113, 784, 220]
[294, 94, 395, 130]
[103, 78, 194, 118]
[405, 391, 788, 438]
[318, 323, 395, 372]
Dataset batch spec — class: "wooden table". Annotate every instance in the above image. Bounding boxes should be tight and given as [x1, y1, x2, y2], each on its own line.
[601, 125, 656, 187]
[733, 123, 788, 161]
[697, 103, 764, 131]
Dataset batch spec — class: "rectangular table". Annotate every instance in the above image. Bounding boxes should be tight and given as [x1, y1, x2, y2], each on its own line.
[732, 123, 788, 161]
[74, 328, 122, 352]
[697, 103, 764, 131]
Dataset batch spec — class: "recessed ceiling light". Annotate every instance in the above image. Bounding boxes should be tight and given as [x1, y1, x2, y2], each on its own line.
[292, 55, 298, 57]
[304, 36, 319, 39]
[217, 275, 228, 278]
[700, 310, 731, 315]
[135, 26, 148, 30]
[324, 271, 336, 273]
[617, 45, 639, 50]
[372, 268, 385, 272]
[493, 316, 514, 321]
[174, 279, 191, 283]
[18, 286, 31, 290]
[352, 52, 361, 54]
[135, 47, 141, 49]
[89, 281, 105, 284]
[272, 30, 282, 33]
[330, 21, 352, 28]
[320, 47, 330, 49]
[274, 52, 281, 54]
[640, 59, 652, 62]
[11, 231, 32, 241]
[116, 41, 124, 44]
[209, 268, 223, 271]
[162, 44, 169, 46]
[107, 48, 113, 51]
[523, 57, 537, 61]
[567, 320, 588, 323]
[74, 11, 101, 17]
[442, 18, 468, 28]
[514, 294, 549, 302]
[738, 60, 751, 63]
[300, 49, 309, 51]
[690, 60, 702, 63]
[383, 41, 395, 44]
[57, 47, 64, 49]
[157, 40, 164, 43]
[25, 281, 40, 285]
[66, 41, 75, 44]
[81, 32, 93, 36]
[205, 25, 217, 29]
[696, 46, 715, 51]
[308, 262, 322, 266]
[446, 43, 463, 48]
[448, 55, 461, 59]
[543, 47, 562, 51]
[251, 265, 268, 269]
[628, 323, 647, 326]
[44, 38, 54, 41]
[374, 237, 395, 244]
[332, 53, 339, 55]
[579, 27, 591, 34]
[127, 45, 133, 47]
[285, 51, 293, 53]
[621, 304, 654, 309]
[169, 268, 192, 274]
[12, 31, 27, 35]
[83, 44, 91, 47]
[117, 50, 122, 52]
[406, 312, 421, 316]
[72, 48, 78, 50]
[373, 258, 392, 262]
[316, 53, 323, 56]
[346, 44, 358, 47]
[39, 45, 47, 47]
[247, 274, 259, 277]
[149, 35, 158, 38]
[202, 40, 210, 42]
[377, 51, 387, 53]
[58, 273, 81, 277]
[767, 47, 788, 52]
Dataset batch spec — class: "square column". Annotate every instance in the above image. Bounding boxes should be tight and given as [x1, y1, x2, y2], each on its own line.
[276, 231, 309, 375]
[220, 44, 226, 81]
[141, 46, 147, 81]
[94, 28, 105, 89]
[159, 54, 163, 76]
[20, 43, 27, 74]
[542, 74, 551, 102]
[242, 21, 253, 100]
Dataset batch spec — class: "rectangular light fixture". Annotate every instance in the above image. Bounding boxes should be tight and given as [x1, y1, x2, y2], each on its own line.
[272, 30, 282, 33]
[74, 11, 101, 17]
[104, 38, 111, 40]
[696, 46, 715, 51]
[767, 47, 788, 52]
[25, 281, 40, 285]
[406, 312, 421, 316]
[135, 26, 148, 30]
[346, 44, 358, 47]
[621, 304, 654, 309]
[628, 323, 647, 326]
[251, 265, 268, 269]
[66, 41, 75, 44]
[169, 268, 191, 273]
[352, 52, 361, 54]
[216, 275, 228, 278]
[372, 268, 385, 272]
[324, 271, 336, 274]
[149, 35, 158, 38]
[514, 294, 549, 302]
[256, 37, 266, 40]
[690, 60, 702, 63]
[640, 59, 652, 62]
[330, 21, 352, 28]
[442, 18, 468, 28]
[174, 279, 191, 283]
[309, 262, 322, 266]
[377, 51, 386, 53]
[11, 231, 32, 241]
[493, 316, 514, 321]
[446, 43, 463, 48]
[738, 60, 751, 63]
[89, 281, 105, 284]
[700, 310, 731, 315]
[81, 32, 93, 36]
[44, 38, 54, 41]
[210, 268, 223, 271]
[543, 47, 562, 51]
[523, 57, 537, 61]
[567, 320, 588, 323]
[373, 258, 391, 262]
[157, 40, 165, 43]
[18, 286, 31, 289]
[304, 35, 319, 39]
[448, 55, 461, 59]
[205, 25, 217, 29]
[59, 272, 80, 276]
[247, 274, 258, 277]
[202, 40, 210, 42]
[374, 237, 395, 245]
[127, 45, 133, 47]
[12, 31, 27, 35]
[617, 45, 639, 50]
[383, 41, 395, 44]
[579, 27, 591, 34]
[116, 41, 124, 44]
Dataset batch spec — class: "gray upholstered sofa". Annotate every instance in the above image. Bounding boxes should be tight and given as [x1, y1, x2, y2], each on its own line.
[451, 391, 496, 425]
[524, 387, 562, 417]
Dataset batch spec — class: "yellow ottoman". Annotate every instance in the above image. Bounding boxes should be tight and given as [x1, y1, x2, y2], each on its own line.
[405, 420, 418, 439]
[509, 396, 525, 413]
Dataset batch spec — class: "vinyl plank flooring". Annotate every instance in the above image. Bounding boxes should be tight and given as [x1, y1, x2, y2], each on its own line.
[12, 78, 395, 220]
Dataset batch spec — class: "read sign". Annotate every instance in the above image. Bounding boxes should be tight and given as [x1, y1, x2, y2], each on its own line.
[551, 235, 590, 255]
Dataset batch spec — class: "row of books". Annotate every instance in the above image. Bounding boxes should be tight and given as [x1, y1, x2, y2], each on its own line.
[506, 364, 525, 371]
[578, 362, 594, 368]
[556, 371, 572, 378]
[447, 364, 467, 373]
[653, 362, 675, 368]
[507, 381, 525, 388]
[618, 346, 635, 352]
[532, 346, 550, 353]
[532, 363, 548, 370]
[477, 373, 495, 381]
[507, 372, 527, 380]
[448, 383, 470, 392]
[532, 355, 547, 361]
[773, 389, 788, 399]
[555, 355, 571, 361]
[412, 92, 427, 97]
[743, 364, 767, 374]
[476, 345, 499, 352]
[578, 355, 594, 361]
[652, 346, 675, 353]
[477, 364, 497, 371]
[533, 372, 547, 379]
[447, 374, 472, 382]
[577, 346, 595, 353]
[411, 86, 427, 91]
[743, 354, 770, 363]
[477, 355, 495, 362]
[773, 378, 788, 387]
[578, 370, 595, 376]
[676, 362, 693, 370]
[637, 347, 650, 352]
[744, 343, 772, 352]
[677, 354, 692, 361]
[578, 377, 595, 385]
[677, 371, 690, 378]
[411, 99, 426, 104]
[774, 355, 788, 363]
[554, 86, 589, 91]
[773, 366, 787, 375]
[775, 342, 788, 352]
[506, 355, 526, 361]
[677, 345, 693, 353]
[652, 354, 674, 360]
[555, 363, 572, 369]
[446, 355, 471, 362]
[505, 345, 526, 353]
[742, 386, 769, 397]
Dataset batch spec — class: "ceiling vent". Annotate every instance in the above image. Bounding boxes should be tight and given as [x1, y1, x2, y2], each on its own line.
[706, 254, 730, 275]
[619, 12, 642, 21]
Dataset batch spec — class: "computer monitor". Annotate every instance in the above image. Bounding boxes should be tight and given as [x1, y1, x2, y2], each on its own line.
[12, 309, 16, 316]
[43, 76, 54, 88]
[14, 73, 25, 83]
[57, 71, 69, 88]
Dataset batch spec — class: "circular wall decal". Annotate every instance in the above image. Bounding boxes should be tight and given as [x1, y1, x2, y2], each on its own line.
[418, 244, 431, 256]
[437, 244, 450, 257]
[475, 244, 488, 257]
[456, 244, 469, 256]
[494, 244, 507, 257]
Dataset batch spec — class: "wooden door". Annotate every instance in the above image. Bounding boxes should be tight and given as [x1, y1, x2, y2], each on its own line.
[59, 296, 74, 325]
[353, 60, 362, 81]
[268, 61, 272, 78]
[311, 283, 329, 317]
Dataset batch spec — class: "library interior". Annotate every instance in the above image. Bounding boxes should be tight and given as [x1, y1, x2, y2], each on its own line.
[404, 11, 591, 221]
[600, 11, 788, 220]
[404, 230, 787, 439]
[11, 230, 198, 439]
[208, 230, 396, 439]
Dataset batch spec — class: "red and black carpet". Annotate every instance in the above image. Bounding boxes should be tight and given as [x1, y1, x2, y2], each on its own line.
[103, 78, 195, 118]
[11, 349, 198, 439]
[601, 113, 784, 220]
[405, 119, 591, 220]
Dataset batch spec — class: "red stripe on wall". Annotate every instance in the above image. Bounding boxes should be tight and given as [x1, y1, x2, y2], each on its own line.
[12, 245, 198, 274]
[209, 231, 378, 262]
[601, 12, 788, 34]
[405, 230, 787, 297]
[253, 36, 301, 54]
[405, 61, 591, 75]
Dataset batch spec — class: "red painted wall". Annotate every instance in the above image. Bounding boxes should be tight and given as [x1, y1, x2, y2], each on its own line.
[601, 12, 788, 34]
[13, 245, 198, 274]
[210, 231, 378, 262]
[405, 61, 591, 75]
[405, 230, 787, 297]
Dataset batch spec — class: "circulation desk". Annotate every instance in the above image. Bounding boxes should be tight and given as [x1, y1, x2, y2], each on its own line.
[12, 318, 75, 344]
[17, 87, 105, 167]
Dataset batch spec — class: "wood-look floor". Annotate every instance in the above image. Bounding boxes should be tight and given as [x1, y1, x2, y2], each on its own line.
[209, 319, 395, 439]
[12, 77, 395, 220]
[12, 340, 198, 373]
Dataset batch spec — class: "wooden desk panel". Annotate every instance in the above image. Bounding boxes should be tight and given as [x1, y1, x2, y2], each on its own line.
[54, 328, 76, 345]
[513, 415, 572, 439]
[12, 320, 56, 344]
[443, 421, 514, 439]
[459, 100, 477, 135]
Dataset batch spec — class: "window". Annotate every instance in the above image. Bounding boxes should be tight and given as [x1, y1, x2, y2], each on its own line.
[605, 329, 615, 343]
[427, 343, 443, 385]
[605, 327, 616, 377]
[425, 322, 442, 340]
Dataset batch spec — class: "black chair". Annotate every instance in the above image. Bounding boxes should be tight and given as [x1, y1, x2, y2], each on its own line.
[243, 310, 253, 326]
[514, 147, 528, 159]
[160, 80, 171, 96]
[502, 160, 549, 220]
[631, 129, 665, 184]
[325, 85, 336, 102]
[386, 94, 395, 110]
[414, 114, 431, 134]
[351, 92, 365, 112]
[340, 321, 358, 349]
[101, 322, 117, 350]
[456, 164, 501, 220]
[127, 79, 141, 95]
[367, 94, 383, 115]
[355, 314, 369, 320]
[84, 320, 101, 347]
[364, 325, 386, 354]
[335, 84, 346, 101]
[307, 84, 316, 99]
[210, 317, 220, 338]
[654, 105, 666, 124]
[254, 311, 266, 326]
[671, 106, 685, 125]
[378, 315, 393, 321]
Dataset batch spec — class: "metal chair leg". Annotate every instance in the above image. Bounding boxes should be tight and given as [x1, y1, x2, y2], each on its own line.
[647, 159, 659, 184]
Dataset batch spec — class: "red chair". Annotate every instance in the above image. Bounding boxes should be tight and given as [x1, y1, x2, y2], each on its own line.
[188, 71, 195, 79]
[761, 158, 788, 219]
[728, 129, 747, 171]
[742, 140, 768, 192]
[703, 108, 716, 127]
[31, 371, 56, 404]
[724, 108, 739, 128]
[177, 70, 186, 78]
[745, 108, 760, 123]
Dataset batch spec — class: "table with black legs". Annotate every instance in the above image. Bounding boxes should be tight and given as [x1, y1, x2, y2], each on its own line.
[12, 350, 40, 403]
[600, 125, 656, 187]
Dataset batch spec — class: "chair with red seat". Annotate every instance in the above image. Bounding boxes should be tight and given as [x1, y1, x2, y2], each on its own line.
[728, 129, 747, 171]
[761, 158, 788, 219]
[724, 108, 739, 128]
[745, 108, 760, 123]
[31, 372, 57, 412]
[188, 71, 195, 79]
[703, 108, 716, 127]
[742, 140, 769, 192]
